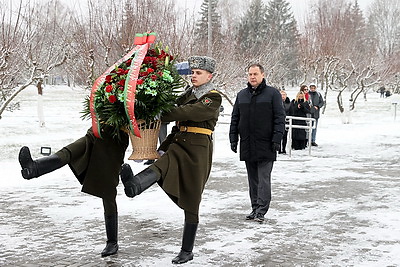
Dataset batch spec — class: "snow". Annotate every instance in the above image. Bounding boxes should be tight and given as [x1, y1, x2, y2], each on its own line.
[0, 85, 399, 266]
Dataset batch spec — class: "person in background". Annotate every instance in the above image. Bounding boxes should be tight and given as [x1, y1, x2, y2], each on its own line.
[300, 85, 310, 101]
[120, 56, 221, 264]
[289, 91, 311, 150]
[379, 86, 386, 98]
[280, 89, 291, 154]
[229, 63, 285, 223]
[308, 83, 324, 146]
[18, 127, 129, 257]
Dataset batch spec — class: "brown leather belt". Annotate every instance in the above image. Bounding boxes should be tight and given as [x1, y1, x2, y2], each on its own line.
[179, 126, 213, 135]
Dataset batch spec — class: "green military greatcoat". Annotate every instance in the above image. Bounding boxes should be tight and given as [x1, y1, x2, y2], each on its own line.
[64, 126, 129, 199]
[152, 82, 222, 215]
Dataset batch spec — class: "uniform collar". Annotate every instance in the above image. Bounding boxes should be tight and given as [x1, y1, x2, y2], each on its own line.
[191, 81, 215, 99]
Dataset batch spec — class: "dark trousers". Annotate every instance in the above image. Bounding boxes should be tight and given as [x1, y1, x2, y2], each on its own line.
[159, 122, 168, 144]
[245, 160, 273, 216]
[103, 198, 117, 215]
[281, 130, 288, 152]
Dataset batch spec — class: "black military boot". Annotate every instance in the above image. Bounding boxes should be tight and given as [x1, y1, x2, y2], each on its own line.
[18, 146, 65, 179]
[172, 222, 198, 264]
[120, 164, 160, 198]
[101, 213, 118, 257]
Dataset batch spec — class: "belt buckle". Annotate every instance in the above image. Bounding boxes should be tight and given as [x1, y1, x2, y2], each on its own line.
[182, 126, 188, 132]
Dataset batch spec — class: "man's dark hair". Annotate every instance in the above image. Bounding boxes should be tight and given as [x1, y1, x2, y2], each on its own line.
[247, 63, 264, 73]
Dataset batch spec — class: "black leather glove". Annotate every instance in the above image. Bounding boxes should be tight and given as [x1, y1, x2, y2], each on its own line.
[230, 142, 237, 153]
[272, 142, 280, 152]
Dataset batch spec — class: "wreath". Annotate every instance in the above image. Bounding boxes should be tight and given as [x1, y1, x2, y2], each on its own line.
[82, 34, 185, 140]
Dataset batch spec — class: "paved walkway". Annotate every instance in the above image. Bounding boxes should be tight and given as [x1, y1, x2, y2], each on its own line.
[1, 145, 399, 267]
[1, 107, 400, 266]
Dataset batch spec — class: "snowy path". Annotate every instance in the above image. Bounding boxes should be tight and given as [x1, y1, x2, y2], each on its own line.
[0, 86, 399, 266]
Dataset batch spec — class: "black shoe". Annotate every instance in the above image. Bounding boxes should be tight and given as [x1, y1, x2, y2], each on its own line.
[172, 250, 193, 264]
[311, 142, 318, 147]
[19, 146, 64, 179]
[101, 213, 118, 257]
[144, 159, 155, 165]
[19, 146, 37, 179]
[172, 222, 198, 264]
[120, 164, 160, 198]
[254, 213, 264, 223]
[246, 210, 256, 220]
[120, 164, 138, 197]
[101, 241, 118, 257]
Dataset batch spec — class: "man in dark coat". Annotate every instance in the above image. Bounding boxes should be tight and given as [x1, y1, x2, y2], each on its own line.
[229, 63, 285, 223]
[280, 89, 291, 154]
[18, 126, 129, 257]
[120, 55, 222, 264]
[308, 83, 325, 146]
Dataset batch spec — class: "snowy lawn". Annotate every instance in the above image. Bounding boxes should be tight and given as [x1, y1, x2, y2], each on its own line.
[0, 85, 399, 266]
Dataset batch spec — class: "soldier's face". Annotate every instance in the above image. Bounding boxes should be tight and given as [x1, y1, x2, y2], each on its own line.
[191, 69, 212, 87]
[247, 66, 264, 87]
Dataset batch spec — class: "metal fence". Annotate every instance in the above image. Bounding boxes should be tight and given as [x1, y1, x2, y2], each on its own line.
[285, 116, 316, 157]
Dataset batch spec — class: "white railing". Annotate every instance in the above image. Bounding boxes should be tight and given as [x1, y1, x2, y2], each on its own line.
[285, 116, 316, 157]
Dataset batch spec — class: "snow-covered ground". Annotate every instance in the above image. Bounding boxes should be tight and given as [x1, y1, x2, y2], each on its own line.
[0, 85, 399, 266]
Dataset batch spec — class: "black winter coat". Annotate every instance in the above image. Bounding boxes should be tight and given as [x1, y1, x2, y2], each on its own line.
[289, 99, 311, 140]
[283, 97, 291, 115]
[229, 79, 285, 162]
[309, 91, 324, 119]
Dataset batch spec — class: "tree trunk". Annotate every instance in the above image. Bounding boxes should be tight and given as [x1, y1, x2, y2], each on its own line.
[36, 79, 45, 127]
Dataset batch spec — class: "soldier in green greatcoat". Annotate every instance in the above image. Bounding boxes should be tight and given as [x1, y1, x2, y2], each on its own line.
[18, 125, 129, 257]
[120, 56, 222, 264]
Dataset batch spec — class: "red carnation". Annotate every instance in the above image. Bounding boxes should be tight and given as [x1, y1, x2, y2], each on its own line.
[151, 74, 158, 81]
[105, 85, 113, 93]
[105, 75, 112, 83]
[137, 79, 144, 85]
[147, 67, 154, 73]
[125, 59, 132, 66]
[158, 51, 166, 59]
[143, 56, 154, 64]
[119, 86, 124, 91]
[116, 68, 125, 75]
[108, 95, 117, 103]
[117, 79, 126, 86]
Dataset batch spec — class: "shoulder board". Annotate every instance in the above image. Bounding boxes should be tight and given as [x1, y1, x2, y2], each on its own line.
[210, 90, 220, 94]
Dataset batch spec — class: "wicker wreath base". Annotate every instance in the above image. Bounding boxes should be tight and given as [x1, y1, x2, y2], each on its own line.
[128, 120, 161, 160]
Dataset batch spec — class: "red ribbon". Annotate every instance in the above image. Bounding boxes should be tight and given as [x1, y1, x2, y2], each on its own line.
[90, 32, 157, 138]
[123, 43, 150, 138]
